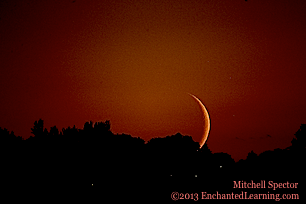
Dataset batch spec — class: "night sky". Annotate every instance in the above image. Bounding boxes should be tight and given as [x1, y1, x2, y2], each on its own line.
[1, 0, 305, 161]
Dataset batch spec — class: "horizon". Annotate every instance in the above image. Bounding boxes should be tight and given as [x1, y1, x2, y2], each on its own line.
[1, 118, 303, 162]
[1, 118, 304, 201]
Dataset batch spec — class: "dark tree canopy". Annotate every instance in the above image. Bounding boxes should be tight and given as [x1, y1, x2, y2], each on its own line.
[291, 124, 306, 150]
[0, 119, 304, 197]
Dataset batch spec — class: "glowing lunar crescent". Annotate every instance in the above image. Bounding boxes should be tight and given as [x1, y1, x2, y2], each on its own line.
[188, 93, 210, 148]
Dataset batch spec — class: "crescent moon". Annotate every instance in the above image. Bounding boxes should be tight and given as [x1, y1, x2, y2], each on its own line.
[188, 93, 210, 148]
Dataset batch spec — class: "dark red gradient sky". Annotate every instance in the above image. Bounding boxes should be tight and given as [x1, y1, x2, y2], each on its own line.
[1, 0, 306, 161]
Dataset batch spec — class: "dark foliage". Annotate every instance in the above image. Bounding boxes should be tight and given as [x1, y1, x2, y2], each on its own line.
[0, 120, 304, 201]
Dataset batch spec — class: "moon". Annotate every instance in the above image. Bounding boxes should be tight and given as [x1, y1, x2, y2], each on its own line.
[188, 93, 210, 148]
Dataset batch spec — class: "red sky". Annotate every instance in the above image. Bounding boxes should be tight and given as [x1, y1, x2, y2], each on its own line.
[1, 0, 306, 161]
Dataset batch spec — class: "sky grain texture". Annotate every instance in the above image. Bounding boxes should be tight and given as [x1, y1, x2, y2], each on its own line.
[1, 0, 305, 161]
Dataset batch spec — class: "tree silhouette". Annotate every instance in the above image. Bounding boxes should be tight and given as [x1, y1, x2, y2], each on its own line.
[49, 125, 60, 141]
[31, 119, 44, 137]
[0, 127, 22, 144]
[0, 118, 305, 199]
[291, 124, 306, 150]
[30, 119, 49, 142]
[246, 150, 257, 160]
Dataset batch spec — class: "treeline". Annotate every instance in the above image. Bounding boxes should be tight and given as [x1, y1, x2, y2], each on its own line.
[0, 120, 305, 192]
